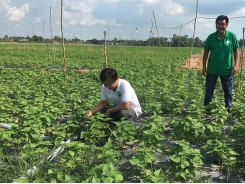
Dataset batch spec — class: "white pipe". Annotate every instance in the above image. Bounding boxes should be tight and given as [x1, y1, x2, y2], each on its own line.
[0, 123, 11, 129]
[13, 134, 79, 183]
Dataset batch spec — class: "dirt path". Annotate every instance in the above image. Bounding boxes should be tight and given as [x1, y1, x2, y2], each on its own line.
[180, 50, 245, 70]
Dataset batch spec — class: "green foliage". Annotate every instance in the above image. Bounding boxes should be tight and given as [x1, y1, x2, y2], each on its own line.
[170, 116, 205, 143]
[166, 140, 203, 181]
[202, 136, 239, 165]
[111, 119, 137, 144]
[84, 162, 123, 183]
[0, 45, 245, 183]
[80, 113, 112, 146]
[231, 124, 245, 153]
[139, 168, 171, 183]
[137, 113, 165, 148]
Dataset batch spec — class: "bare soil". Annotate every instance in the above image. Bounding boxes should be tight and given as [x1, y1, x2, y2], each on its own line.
[180, 50, 245, 70]
[180, 51, 204, 70]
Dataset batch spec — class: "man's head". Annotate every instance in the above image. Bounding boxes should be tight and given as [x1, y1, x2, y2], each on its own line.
[215, 15, 228, 34]
[100, 68, 119, 91]
[215, 15, 229, 24]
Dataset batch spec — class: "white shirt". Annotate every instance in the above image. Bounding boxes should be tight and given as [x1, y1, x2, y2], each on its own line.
[100, 78, 142, 117]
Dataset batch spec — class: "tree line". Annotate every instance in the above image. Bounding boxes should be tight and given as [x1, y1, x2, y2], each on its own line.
[0, 34, 244, 47]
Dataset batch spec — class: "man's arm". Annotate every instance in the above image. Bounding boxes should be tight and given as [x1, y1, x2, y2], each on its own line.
[85, 100, 108, 118]
[202, 50, 209, 76]
[232, 48, 239, 75]
[105, 101, 130, 116]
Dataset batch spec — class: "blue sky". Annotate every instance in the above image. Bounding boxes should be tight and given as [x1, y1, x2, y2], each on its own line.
[0, 0, 245, 41]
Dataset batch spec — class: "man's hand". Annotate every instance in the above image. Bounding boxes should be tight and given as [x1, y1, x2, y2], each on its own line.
[202, 69, 207, 76]
[105, 108, 112, 117]
[232, 65, 239, 75]
[85, 111, 92, 118]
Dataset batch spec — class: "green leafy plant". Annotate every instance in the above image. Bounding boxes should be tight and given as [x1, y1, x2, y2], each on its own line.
[170, 116, 205, 143]
[166, 140, 203, 181]
[84, 162, 123, 183]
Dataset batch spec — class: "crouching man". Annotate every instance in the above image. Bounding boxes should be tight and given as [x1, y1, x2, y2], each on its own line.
[85, 68, 142, 121]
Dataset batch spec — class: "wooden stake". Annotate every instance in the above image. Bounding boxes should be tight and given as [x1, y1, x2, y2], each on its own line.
[50, 6, 56, 60]
[61, 0, 67, 82]
[104, 31, 108, 68]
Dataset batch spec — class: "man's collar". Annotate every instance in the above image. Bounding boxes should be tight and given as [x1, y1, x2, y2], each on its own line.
[115, 78, 121, 92]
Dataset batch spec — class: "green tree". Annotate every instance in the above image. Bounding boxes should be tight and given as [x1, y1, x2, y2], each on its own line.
[54, 36, 62, 42]
[194, 37, 203, 47]
[3, 35, 9, 41]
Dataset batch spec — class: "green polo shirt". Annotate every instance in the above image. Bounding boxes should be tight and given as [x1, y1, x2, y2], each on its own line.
[204, 30, 239, 75]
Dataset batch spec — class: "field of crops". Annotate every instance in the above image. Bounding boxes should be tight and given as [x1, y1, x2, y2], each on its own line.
[1, 42, 245, 182]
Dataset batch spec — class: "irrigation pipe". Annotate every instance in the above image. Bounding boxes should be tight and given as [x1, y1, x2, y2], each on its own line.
[13, 134, 79, 183]
[0, 123, 11, 129]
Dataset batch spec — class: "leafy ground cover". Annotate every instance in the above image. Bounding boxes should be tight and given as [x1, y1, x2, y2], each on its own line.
[0, 44, 245, 182]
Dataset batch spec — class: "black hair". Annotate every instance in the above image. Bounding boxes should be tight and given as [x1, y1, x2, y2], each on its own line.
[215, 15, 229, 24]
[100, 68, 118, 82]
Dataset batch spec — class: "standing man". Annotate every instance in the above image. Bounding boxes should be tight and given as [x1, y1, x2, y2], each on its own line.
[202, 15, 239, 113]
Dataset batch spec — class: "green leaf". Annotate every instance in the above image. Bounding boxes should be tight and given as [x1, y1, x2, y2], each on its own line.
[114, 173, 123, 182]
[102, 163, 112, 175]
[51, 179, 57, 183]
[14, 178, 29, 183]
[129, 158, 140, 165]
[69, 150, 75, 157]
[48, 169, 54, 174]
[92, 175, 100, 183]
[65, 174, 71, 182]
[154, 168, 163, 177]
[170, 154, 180, 163]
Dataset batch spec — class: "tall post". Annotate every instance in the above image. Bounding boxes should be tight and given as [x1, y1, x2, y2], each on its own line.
[108, 21, 110, 45]
[43, 20, 45, 51]
[81, 26, 83, 51]
[239, 27, 245, 91]
[61, 0, 67, 82]
[32, 27, 34, 50]
[104, 31, 108, 68]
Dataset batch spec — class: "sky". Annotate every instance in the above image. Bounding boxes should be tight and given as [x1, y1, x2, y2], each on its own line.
[0, 0, 245, 42]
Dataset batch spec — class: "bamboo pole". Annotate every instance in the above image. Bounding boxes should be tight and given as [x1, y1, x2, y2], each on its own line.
[103, 31, 108, 68]
[189, 0, 198, 72]
[178, 22, 183, 55]
[32, 27, 34, 50]
[43, 20, 45, 52]
[152, 10, 161, 52]
[238, 28, 245, 91]
[50, 6, 56, 60]
[61, 0, 67, 82]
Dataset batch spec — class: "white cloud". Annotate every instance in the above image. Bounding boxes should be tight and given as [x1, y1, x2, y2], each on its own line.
[0, 0, 10, 12]
[80, 14, 107, 26]
[62, 1, 109, 27]
[5, 3, 29, 21]
[70, 19, 79, 26]
[242, 7, 245, 13]
[35, 17, 42, 23]
[69, 2, 93, 13]
[144, 0, 161, 3]
[105, 0, 119, 2]
[162, 0, 184, 15]
[63, 11, 77, 19]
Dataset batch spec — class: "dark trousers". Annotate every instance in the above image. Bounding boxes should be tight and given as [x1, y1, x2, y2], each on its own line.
[100, 106, 137, 121]
[204, 73, 232, 108]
